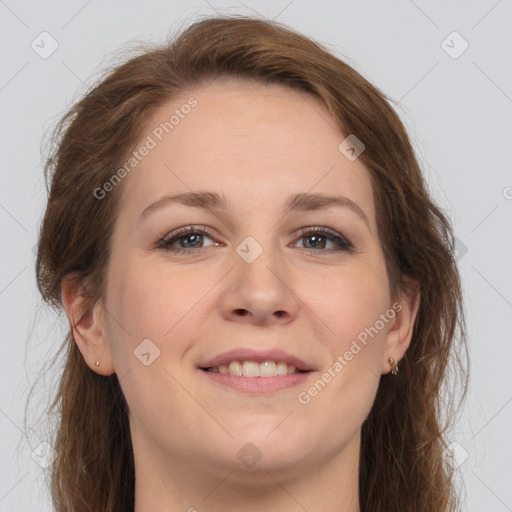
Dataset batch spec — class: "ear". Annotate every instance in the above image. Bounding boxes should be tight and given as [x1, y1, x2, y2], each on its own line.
[381, 276, 421, 375]
[61, 273, 115, 376]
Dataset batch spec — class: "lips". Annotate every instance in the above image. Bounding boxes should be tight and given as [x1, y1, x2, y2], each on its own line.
[198, 348, 315, 372]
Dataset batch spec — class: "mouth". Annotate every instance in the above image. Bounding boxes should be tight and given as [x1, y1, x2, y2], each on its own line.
[198, 348, 316, 393]
[200, 361, 311, 377]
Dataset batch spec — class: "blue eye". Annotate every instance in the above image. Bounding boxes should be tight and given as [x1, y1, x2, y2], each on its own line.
[156, 225, 354, 255]
[292, 227, 354, 253]
[156, 225, 217, 254]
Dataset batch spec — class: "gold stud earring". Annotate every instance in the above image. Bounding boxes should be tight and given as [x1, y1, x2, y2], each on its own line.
[388, 357, 399, 376]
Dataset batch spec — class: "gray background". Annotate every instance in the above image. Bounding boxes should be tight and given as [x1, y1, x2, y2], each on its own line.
[1, 0, 511, 510]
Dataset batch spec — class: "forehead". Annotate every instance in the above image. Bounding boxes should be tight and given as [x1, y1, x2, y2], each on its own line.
[118, 79, 376, 224]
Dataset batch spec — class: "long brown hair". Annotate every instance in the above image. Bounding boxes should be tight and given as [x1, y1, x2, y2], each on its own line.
[32, 14, 469, 512]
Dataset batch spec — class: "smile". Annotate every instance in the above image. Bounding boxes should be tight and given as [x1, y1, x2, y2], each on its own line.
[202, 360, 308, 377]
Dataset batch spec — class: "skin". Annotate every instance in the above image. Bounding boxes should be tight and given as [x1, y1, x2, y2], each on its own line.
[62, 79, 420, 512]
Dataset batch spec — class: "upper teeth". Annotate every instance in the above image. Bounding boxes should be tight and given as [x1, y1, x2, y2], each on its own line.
[207, 361, 299, 377]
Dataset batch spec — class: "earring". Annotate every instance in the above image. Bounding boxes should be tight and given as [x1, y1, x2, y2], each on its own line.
[388, 357, 399, 376]
[95, 360, 100, 367]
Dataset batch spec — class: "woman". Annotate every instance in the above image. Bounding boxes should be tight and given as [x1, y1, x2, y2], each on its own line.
[34, 14, 468, 512]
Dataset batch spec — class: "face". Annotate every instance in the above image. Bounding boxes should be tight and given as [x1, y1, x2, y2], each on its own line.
[97, 79, 410, 480]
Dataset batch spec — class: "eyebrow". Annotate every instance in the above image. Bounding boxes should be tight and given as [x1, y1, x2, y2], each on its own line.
[138, 191, 370, 229]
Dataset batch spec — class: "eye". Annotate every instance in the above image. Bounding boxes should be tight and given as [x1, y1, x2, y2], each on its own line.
[292, 227, 354, 253]
[156, 225, 219, 254]
[155, 225, 354, 255]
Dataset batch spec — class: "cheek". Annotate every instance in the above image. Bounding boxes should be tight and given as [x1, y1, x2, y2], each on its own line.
[103, 259, 204, 425]
[104, 258, 172, 370]
[295, 268, 390, 447]
[296, 259, 391, 349]
[107, 256, 204, 336]
[104, 254, 222, 377]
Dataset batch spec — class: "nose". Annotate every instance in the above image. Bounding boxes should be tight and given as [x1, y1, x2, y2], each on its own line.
[219, 244, 299, 326]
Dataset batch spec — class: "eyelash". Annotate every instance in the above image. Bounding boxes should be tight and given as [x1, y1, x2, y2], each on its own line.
[155, 225, 354, 255]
